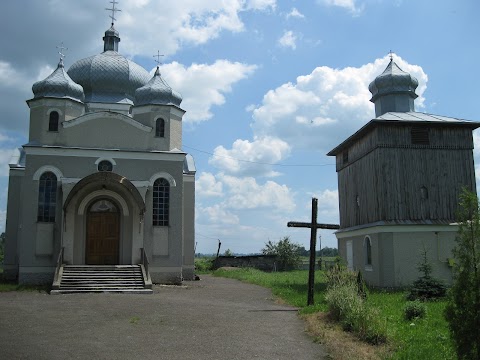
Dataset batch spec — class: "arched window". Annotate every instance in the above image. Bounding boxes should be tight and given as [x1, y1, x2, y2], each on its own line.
[37, 172, 57, 222]
[153, 178, 169, 226]
[98, 160, 113, 172]
[364, 236, 372, 267]
[49, 111, 59, 132]
[155, 118, 165, 137]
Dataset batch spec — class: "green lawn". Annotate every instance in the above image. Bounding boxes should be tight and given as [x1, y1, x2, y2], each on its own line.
[213, 268, 455, 360]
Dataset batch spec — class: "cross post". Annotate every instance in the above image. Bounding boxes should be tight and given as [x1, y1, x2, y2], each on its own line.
[287, 198, 339, 306]
[106, 0, 121, 26]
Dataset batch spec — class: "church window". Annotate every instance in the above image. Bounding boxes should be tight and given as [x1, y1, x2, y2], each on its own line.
[153, 178, 169, 226]
[364, 236, 372, 268]
[49, 111, 59, 132]
[37, 172, 57, 222]
[98, 160, 113, 172]
[411, 127, 429, 145]
[155, 118, 165, 137]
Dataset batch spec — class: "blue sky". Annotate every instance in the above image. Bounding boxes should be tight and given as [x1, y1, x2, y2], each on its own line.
[0, 0, 479, 254]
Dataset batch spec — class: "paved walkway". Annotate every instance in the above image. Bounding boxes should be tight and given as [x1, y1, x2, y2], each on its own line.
[0, 275, 328, 360]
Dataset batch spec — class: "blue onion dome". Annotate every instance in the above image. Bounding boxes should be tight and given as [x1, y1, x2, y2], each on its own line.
[134, 67, 183, 106]
[67, 26, 150, 104]
[369, 59, 418, 102]
[32, 59, 84, 102]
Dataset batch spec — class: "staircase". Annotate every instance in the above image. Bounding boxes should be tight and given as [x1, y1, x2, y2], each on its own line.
[51, 265, 153, 294]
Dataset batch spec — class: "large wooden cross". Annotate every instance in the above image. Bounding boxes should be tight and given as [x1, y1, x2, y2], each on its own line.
[288, 198, 339, 306]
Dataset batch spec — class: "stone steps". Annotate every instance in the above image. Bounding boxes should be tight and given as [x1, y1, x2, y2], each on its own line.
[51, 265, 153, 294]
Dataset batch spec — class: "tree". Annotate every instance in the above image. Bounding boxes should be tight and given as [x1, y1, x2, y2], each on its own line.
[262, 236, 302, 271]
[445, 189, 480, 359]
[223, 249, 233, 256]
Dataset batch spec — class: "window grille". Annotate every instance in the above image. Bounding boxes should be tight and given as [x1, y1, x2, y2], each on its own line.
[153, 178, 169, 226]
[49, 111, 59, 132]
[155, 118, 165, 137]
[37, 172, 57, 222]
[411, 127, 429, 145]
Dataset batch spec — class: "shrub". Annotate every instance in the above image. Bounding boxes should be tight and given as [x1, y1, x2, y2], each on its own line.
[407, 247, 446, 301]
[262, 236, 302, 271]
[404, 301, 427, 321]
[194, 257, 214, 273]
[325, 267, 387, 344]
[445, 189, 480, 359]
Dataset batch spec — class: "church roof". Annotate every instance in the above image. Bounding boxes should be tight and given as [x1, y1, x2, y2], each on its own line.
[68, 51, 150, 104]
[327, 112, 480, 156]
[67, 24, 150, 105]
[134, 67, 183, 107]
[31, 60, 84, 102]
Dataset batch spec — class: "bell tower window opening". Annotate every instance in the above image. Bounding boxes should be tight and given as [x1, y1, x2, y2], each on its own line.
[153, 178, 169, 226]
[37, 172, 57, 222]
[98, 160, 113, 172]
[411, 126, 429, 145]
[49, 111, 59, 132]
[155, 118, 165, 138]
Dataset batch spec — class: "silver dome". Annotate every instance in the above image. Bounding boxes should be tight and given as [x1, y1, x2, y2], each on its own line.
[32, 60, 84, 102]
[68, 51, 150, 104]
[135, 67, 182, 107]
[369, 59, 418, 102]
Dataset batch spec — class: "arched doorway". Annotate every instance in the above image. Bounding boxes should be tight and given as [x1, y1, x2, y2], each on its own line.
[86, 199, 120, 265]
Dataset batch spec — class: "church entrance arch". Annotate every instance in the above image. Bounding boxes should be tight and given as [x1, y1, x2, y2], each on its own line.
[86, 199, 120, 265]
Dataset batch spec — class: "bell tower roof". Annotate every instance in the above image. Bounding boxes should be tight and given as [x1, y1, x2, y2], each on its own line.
[369, 56, 419, 117]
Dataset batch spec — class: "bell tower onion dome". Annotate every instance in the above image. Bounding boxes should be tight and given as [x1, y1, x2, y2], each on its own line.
[134, 67, 183, 107]
[369, 57, 419, 117]
[32, 59, 84, 102]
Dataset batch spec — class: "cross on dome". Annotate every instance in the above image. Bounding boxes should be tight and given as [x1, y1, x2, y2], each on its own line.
[153, 50, 164, 67]
[389, 49, 395, 61]
[56, 42, 68, 65]
[106, 0, 121, 26]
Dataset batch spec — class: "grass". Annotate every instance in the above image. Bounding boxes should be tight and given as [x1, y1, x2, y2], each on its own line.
[213, 268, 455, 360]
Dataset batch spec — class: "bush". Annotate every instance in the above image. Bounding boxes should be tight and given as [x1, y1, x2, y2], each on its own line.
[407, 247, 446, 301]
[404, 301, 427, 321]
[194, 257, 214, 273]
[325, 267, 387, 344]
[262, 236, 302, 271]
[445, 189, 480, 359]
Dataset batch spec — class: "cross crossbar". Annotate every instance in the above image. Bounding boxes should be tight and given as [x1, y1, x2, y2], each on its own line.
[287, 221, 339, 230]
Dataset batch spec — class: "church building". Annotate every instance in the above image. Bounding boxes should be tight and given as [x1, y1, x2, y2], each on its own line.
[328, 57, 479, 287]
[3, 17, 196, 288]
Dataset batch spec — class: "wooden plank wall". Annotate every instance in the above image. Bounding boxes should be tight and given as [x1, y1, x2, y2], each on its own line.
[337, 125, 476, 228]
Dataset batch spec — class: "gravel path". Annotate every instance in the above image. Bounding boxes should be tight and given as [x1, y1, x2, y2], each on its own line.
[0, 275, 328, 360]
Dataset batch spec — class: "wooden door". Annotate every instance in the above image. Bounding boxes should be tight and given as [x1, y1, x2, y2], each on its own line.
[86, 200, 120, 265]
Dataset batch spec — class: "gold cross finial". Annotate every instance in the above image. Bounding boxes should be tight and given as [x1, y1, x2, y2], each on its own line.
[106, 0, 121, 26]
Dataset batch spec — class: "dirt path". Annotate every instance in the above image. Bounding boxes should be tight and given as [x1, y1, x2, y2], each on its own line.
[0, 275, 328, 360]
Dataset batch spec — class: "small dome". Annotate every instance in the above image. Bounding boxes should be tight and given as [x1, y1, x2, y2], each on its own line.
[32, 60, 84, 102]
[134, 67, 182, 107]
[67, 51, 150, 104]
[369, 59, 418, 102]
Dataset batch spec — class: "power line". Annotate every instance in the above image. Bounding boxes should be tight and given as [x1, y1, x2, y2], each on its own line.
[183, 145, 335, 167]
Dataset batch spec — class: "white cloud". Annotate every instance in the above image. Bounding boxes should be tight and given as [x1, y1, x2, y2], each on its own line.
[160, 60, 257, 123]
[286, 8, 305, 19]
[318, 0, 364, 15]
[312, 189, 339, 221]
[209, 137, 291, 177]
[118, 0, 276, 55]
[278, 30, 297, 50]
[219, 174, 295, 212]
[198, 204, 240, 225]
[196, 172, 224, 197]
[250, 55, 428, 152]
[0, 149, 16, 177]
[246, 0, 277, 11]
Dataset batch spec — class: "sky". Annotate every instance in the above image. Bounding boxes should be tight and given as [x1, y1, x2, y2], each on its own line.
[0, 0, 479, 255]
